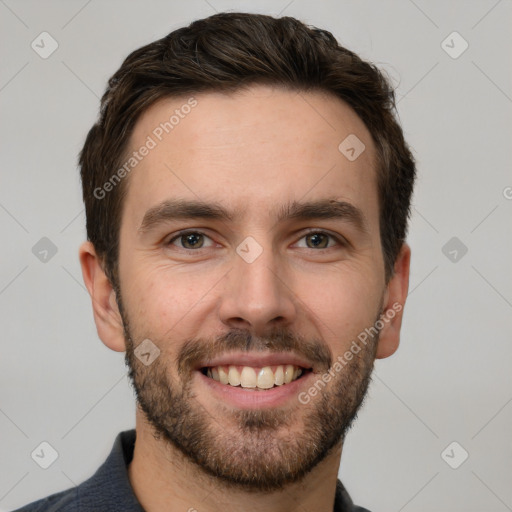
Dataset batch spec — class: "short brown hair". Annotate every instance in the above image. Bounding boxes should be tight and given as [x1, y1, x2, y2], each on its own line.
[79, 12, 416, 288]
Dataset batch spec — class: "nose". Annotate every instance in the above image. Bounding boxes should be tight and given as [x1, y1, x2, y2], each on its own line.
[218, 242, 297, 336]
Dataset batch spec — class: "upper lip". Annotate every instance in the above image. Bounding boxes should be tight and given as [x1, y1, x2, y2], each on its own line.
[196, 351, 314, 371]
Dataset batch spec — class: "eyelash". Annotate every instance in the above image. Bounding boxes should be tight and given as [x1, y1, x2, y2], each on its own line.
[166, 229, 346, 251]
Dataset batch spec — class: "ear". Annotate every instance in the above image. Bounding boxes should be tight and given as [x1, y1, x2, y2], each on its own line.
[375, 242, 411, 359]
[79, 241, 126, 352]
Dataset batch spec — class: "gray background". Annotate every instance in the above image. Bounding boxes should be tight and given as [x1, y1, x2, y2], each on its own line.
[1, 1, 511, 511]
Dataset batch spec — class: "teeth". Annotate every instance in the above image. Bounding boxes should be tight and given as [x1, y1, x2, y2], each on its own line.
[218, 366, 229, 385]
[204, 364, 305, 390]
[240, 367, 257, 388]
[257, 367, 274, 389]
[228, 366, 241, 386]
[274, 366, 284, 386]
[284, 364, 294, 384]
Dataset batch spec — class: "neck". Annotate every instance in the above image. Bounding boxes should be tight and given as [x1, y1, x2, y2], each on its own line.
[127, 408, 343, 512]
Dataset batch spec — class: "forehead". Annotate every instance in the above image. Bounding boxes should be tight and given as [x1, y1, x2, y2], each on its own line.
[121, 84, 378, 231]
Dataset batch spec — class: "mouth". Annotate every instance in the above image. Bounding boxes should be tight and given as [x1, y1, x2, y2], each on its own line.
[194, 352, 316, 408]
[200, 364, 311, 391]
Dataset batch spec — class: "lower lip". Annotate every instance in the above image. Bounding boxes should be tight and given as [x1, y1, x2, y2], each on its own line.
[196, 370, 313, 409]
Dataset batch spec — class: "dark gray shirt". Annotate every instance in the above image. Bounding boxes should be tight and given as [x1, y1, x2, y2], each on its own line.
[12, 429, 372, 512]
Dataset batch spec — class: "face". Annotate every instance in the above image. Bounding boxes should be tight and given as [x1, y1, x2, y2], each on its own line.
[110, 85, 397, 491]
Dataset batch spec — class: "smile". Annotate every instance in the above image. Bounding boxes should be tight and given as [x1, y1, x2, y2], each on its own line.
[195, 351, 315, 407]
[201, 364, 310, 391]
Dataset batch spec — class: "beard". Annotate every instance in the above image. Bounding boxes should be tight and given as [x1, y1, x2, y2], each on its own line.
[116, 292, 380, 493]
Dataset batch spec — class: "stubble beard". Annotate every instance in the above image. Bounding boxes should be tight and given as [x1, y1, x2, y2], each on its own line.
[117, 294, 379, 492]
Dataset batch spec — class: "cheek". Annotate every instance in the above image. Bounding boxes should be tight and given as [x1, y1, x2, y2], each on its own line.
[297, 268, 382, 352]
[125, 264, 222, 337]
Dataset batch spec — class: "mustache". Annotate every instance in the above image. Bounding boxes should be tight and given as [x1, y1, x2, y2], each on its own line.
[177, 326, 333, 376]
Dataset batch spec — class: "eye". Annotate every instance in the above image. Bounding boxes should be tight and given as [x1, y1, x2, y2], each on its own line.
[295, 231, 344, 249]
[167, 231, 215, 250]
[166, 230, 345, 251]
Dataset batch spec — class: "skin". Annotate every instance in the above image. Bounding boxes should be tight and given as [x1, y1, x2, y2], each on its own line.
[79, 84, 410, 512]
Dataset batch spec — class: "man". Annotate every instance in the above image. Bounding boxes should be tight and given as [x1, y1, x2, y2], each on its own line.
[14, 11, 415, 512]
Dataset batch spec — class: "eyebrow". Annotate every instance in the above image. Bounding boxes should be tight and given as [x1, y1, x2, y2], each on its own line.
[138, 198, 370, 236]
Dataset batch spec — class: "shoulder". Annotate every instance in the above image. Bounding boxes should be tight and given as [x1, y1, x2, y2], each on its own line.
[10, 429, 140, 512]
[10, 486, 77, 511]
